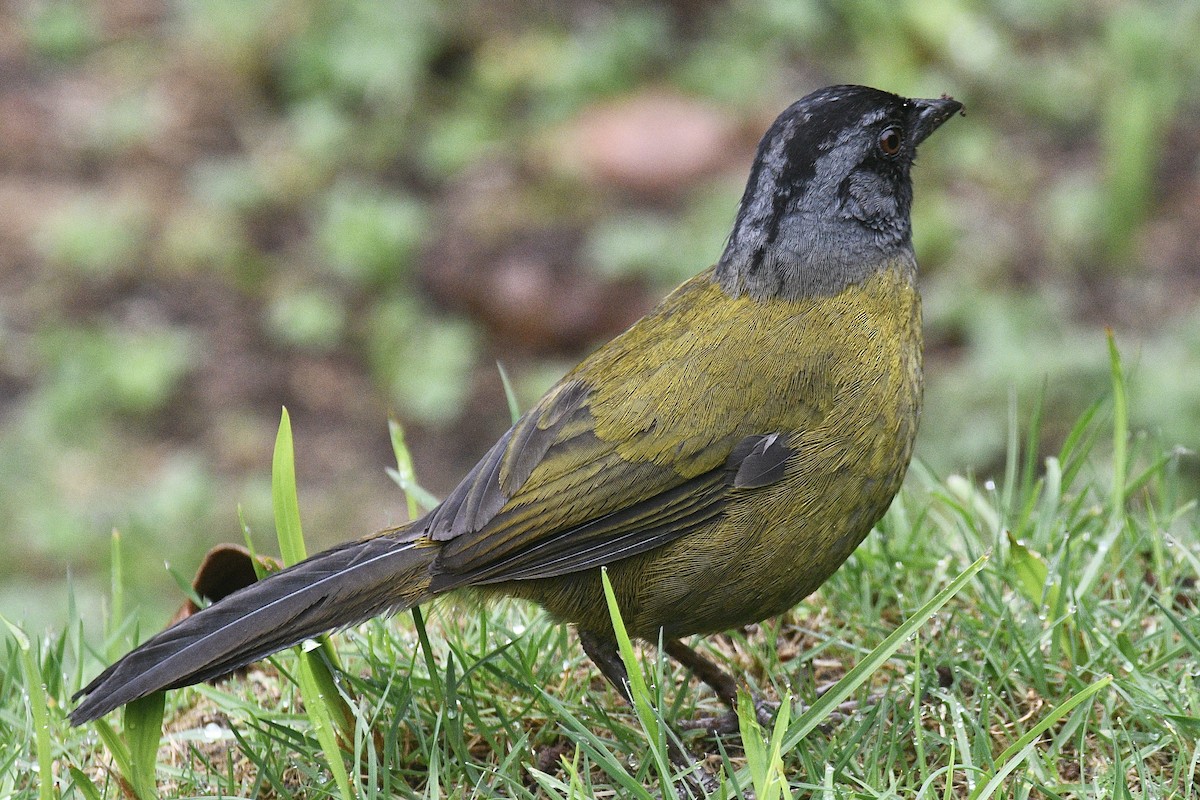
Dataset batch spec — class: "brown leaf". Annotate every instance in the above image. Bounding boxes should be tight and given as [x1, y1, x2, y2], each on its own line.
[168, 543, 279, 627]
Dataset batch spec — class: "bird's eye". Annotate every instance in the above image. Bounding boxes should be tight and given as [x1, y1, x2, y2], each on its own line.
[878, 127, 903, 156]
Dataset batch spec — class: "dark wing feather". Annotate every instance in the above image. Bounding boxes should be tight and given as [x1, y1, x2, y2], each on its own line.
[732, 432, 795, 488]
[423, 373, 724, 586]
[430, 463, 731, 589]
[423, 379, 592, 542]
[423, 403, 792, 591]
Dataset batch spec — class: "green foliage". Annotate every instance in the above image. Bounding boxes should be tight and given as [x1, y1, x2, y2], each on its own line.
[7, 0, 1200, 622]
[35, 198, 150, 279]
[600, 568, 675, 791]
[273, 0, 442, 109]
[387, 416, 440, 517]
[584, 183, 738, 287]
[31, 324, 194, 435]
[265, 286, 347, 351]
[366, 297, 480, 426]
[1097, 4, 1192, 265]
[1, 617, 55, 800]
[22, 0, 97, 62]
[738, 689, 794, 800]
[317, 182, 429, 288]
[88, 695, 165, 800]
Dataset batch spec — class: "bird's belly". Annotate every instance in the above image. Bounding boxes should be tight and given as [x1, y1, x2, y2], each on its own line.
[616, 354, 921, 637]
[624, 448, 913, 637]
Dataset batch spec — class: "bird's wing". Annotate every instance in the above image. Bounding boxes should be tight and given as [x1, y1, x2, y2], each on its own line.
[418, 271, 833, 589]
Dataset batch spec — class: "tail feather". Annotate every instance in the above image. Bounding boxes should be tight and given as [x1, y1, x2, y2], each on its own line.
[70, 529, 435, 724]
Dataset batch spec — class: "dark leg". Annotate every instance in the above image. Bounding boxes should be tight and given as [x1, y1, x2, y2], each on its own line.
[663, 640, 740, 707]
[578, 629, 635, 704]
[664, 639, 777, 733]
[578, 630, 717, 798]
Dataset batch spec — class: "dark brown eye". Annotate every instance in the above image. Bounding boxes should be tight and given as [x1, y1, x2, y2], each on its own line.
[878, 126, 902, 156]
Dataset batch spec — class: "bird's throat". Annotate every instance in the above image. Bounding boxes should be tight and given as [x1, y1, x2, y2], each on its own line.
[715, 238, 917, 302]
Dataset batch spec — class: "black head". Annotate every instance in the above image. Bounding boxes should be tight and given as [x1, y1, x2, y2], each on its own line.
[717, 85, 961, 299]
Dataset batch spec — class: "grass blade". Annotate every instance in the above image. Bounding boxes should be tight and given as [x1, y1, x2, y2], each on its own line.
[1106, 330, 1128, 527]
[968, 675, 1112, 799]
[387, 415, 440, 517]
[779, 551, 990, 753]
[107, 529, 125, 662]
[2, 617, 56, 800]
[123, 691, 166, 800]
[272, 407, 356, 800]
[272, 407, 308, 566]
[600, 567, 676, 790]
[739, 688, 794, 800]
[1077, 334, 1130, 599]
[496, 361, 522, 424]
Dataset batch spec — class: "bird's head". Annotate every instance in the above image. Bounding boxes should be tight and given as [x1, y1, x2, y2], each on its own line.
[718, 85, 962, 299]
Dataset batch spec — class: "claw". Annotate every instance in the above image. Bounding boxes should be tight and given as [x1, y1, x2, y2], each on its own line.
[679, 695, 779, 735]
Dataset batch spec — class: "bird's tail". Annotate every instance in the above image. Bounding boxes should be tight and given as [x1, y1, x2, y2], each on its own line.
[69, 526, 435, 724]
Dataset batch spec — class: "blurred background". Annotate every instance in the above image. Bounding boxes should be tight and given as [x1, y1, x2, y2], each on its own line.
[1, 0, 1198, 630]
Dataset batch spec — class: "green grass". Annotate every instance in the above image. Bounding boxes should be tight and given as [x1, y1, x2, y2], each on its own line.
[5, 356, 1200, 798]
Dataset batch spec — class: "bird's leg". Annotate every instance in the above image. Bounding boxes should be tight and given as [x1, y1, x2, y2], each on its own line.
[666, 640, 871, 734]
[664, 639, 777, 734]
[577, 630, 717, 798]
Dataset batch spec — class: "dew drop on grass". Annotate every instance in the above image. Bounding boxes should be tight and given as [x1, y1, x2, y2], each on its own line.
[204, 722, 222, 740]
[984, 479, 996, 492]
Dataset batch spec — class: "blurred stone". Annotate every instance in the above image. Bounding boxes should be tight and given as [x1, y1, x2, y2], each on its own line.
[556, 91, 740, 196]
[425, 223, 649, 352]
[423, 161, 651, 353]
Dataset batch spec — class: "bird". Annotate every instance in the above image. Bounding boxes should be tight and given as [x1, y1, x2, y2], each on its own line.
[71, 86, 961, 764]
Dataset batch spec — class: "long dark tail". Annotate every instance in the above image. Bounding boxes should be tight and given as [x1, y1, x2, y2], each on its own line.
[70, 527, 436, 724]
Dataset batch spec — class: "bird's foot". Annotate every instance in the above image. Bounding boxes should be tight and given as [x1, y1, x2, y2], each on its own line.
[803, 682, 883, 725]
[671, 763, 720, 799]
[678, 695, 779, 735]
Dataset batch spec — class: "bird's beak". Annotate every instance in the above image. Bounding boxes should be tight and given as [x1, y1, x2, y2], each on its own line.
[908, 96, 963, 146]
